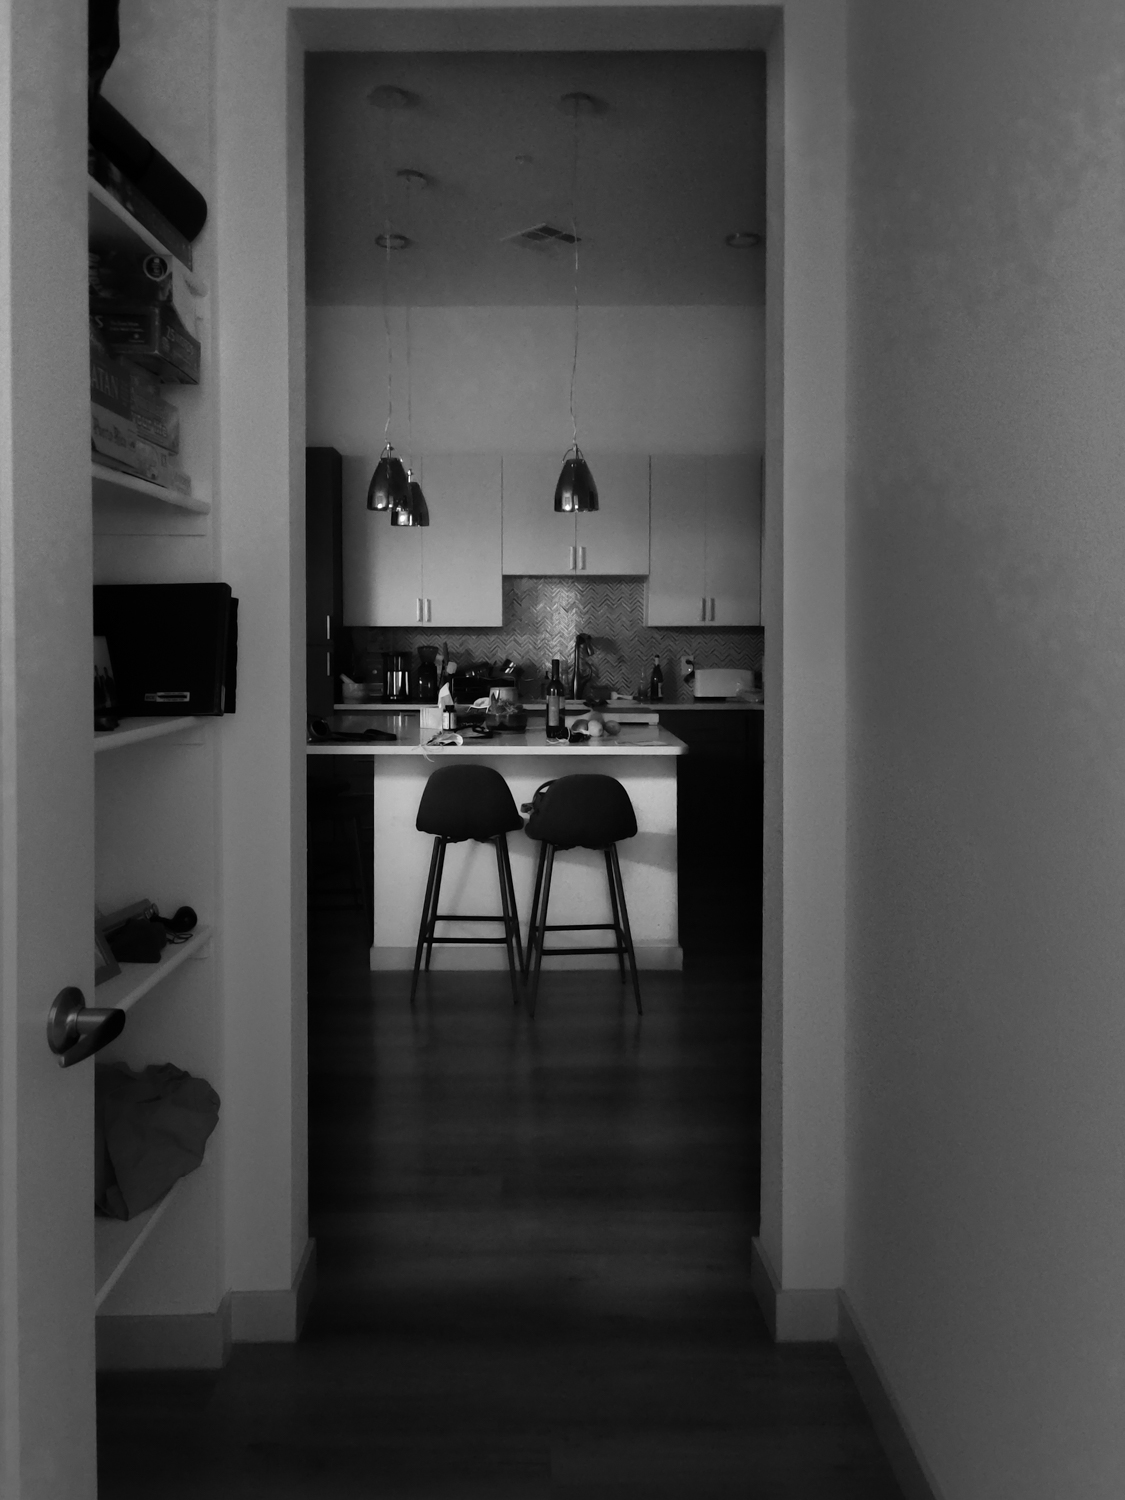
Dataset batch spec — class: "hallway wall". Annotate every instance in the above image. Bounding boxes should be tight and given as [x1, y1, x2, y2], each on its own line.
[845, 3, 1125, 1497]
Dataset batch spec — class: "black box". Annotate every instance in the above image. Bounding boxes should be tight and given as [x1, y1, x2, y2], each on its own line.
[93, 583, 238, 716]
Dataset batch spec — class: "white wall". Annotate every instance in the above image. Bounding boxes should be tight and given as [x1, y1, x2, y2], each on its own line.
[307, 304, 765, 454]
[846, 2, 1125, 1496]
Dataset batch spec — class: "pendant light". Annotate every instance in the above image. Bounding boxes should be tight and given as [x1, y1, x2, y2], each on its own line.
[554, 91, 599, 514]
[390, 169, 429, 527]
[366, 86, 415, 513]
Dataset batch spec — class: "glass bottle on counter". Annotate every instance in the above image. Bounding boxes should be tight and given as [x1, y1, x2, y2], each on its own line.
[649, 654, 664, 703]
[546, 658, 566, 739]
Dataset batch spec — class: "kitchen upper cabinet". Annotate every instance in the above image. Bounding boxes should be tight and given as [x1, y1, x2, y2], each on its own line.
[342, 452, 502, 627]
[502, 452, 650, 575]
[418, 453, 502, 626]
[646, 453, 762, 626]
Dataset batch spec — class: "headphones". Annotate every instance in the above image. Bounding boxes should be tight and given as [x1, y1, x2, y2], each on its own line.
[155, 905, 198, 936]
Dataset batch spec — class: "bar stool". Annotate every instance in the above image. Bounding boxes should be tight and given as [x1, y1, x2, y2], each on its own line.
[523, 774, 642, 1017]
[411, 764, 525, 1004]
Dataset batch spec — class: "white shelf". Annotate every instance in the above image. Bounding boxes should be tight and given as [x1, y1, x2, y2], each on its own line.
[88, 178, 207, 295]
[93, 924, 212, 1016]
[92, 463, 211, 515]
[95, 1178, 183, 1310]
[95, 716, 205, 753]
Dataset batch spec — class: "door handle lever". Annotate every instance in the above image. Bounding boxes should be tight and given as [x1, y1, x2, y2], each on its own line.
[46, 987, 126, 1069]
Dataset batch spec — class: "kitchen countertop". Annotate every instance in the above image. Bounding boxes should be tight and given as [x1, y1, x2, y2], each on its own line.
[309, 719, 687, 757]
[333, 699, 763, 713]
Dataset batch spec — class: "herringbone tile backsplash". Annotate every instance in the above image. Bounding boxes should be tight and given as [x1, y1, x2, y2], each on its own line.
[344, 576, 763, 704]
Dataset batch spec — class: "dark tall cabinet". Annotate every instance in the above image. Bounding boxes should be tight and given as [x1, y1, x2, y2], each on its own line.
[306, 446, 343, 716]
[659, 709, 764, 969]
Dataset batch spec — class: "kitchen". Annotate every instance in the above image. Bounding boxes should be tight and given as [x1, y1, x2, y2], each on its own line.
[304, 48, 766, 968]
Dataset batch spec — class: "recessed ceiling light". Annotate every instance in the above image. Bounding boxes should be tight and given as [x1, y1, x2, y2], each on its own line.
[368, 85, 419, 111]
[725, 230, 763, 249]
[375, 232, 411, 250]
[558, 91, 605, 117]
[396, 168, 430, 188]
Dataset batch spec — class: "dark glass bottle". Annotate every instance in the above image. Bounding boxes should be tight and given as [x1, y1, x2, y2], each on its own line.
[649, 654, 664, 703]
[546, 658, 566, 739]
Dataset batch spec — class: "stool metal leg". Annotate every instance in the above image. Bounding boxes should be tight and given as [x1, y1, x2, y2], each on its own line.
[411, 836, 443, 1005]
[609, 844, 642, 1015]
[425, 838, 448, 971]
[524, 841, 548, 978]
[528, 843, 556, 1017]
[493, 835, 521, 1004]
[604, 848, 627, 983]
[499, 836, 524, 978]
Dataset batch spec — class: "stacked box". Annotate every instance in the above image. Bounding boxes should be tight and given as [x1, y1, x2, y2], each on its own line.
[90, 332, 191, 494]
[90, 303, 201, 384]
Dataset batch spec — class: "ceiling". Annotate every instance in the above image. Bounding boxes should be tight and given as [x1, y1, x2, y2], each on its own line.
[304, 50, 766, 307]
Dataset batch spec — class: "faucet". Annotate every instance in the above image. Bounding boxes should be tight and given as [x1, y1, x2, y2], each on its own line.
[570, 633, 593, 700]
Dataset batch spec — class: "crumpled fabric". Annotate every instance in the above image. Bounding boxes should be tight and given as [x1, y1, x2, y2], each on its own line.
[95, 1062, 220, 1220]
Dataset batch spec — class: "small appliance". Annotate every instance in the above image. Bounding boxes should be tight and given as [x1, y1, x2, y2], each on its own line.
[691, 667, 759, 701]
[383, 652, 412, 703]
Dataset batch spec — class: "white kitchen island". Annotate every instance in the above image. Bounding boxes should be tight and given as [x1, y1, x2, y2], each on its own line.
[308, 718, 687, 970]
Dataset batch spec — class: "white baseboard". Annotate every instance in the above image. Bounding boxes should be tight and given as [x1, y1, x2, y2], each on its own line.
[749, 1236, 839, 1342]
[96, 1239, 317, 1369]
[369, 943, 683, 971]
[96, 1293, 232, 1371]
[231, 1237, 317, 1343]
[838, 1292, 944, 1500]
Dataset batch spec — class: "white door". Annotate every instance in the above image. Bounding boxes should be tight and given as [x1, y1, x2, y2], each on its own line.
[420, 453, 502, 627]
[0, 7, 99, 1494]
[706, 455, 762, 626]
[645, 454, 708, 624]
[340, 453, 423, 626]
[500, 452, 577, 574]
[574, 453, 650, 575]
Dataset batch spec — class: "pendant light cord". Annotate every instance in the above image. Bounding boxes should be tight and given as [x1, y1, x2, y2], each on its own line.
[382, 109, 395, 444]
[569, 98, 580, 455]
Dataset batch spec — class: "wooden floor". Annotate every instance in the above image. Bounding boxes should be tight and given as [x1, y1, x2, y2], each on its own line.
[97, 905, 903, 1498]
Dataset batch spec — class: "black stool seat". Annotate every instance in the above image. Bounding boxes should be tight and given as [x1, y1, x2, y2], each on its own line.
[411, 765, 524, 1004]
[417, 764, 523, 842]
[523, 774, 642, 1017]
[524, 772, 637, 849]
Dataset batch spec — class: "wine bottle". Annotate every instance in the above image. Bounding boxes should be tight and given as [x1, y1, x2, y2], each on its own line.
[546, 658, 566, 740]
[649, 654, 664, 703]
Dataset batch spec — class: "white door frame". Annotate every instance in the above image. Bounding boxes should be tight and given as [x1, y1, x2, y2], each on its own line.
[214, 0, 847, 1341]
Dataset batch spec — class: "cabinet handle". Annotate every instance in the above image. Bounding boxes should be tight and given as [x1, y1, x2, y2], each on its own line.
[579, 546, 586, 571]
[701, 596, 707, 622]
[326, 651, 331, 678]
[569, 545, 576, 571]
[425, 597, 432, 623]
[326, 614, 331, 640]
[710, 597, 716, 621]
[416, 597, 423, 623]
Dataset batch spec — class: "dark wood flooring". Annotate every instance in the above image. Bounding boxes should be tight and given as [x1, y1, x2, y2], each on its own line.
[97, 903, 903, 1498]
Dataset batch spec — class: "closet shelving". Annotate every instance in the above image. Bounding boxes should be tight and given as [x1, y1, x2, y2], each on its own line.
[90, 156, 218, 1324]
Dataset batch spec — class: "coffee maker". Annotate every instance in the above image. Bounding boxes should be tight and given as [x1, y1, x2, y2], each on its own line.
[382, 651, 412, 703]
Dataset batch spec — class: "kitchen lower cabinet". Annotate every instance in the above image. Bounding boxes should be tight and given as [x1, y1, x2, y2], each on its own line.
[660, 709, 763, 967]
[343, 452, 502, 626]
[502, 452, 649, 575]
[646, 454, 762, 625]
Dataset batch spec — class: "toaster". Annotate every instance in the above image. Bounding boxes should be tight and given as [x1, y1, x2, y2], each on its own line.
[691, 666, 758, 701]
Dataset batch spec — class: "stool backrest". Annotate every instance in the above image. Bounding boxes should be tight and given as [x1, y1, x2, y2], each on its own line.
[416, 764, 523, 842]
[524, 773, 637, 850]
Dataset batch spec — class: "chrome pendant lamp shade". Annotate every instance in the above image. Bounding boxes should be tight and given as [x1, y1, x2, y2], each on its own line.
[390, 469, 430, 527]
[554, 447, 599, 513]
[367, 443, 410, 511]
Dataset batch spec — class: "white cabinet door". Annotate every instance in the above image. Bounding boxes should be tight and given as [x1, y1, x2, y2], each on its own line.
[1, 11, 99, 1491]
[501, 453, 577, 574]
[341, 453, 423, 626]
[420, 453, 503, 627]
[705, 455, 762, 626]
[575, 453, 650, 574]
[646, 454, 708, 624]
